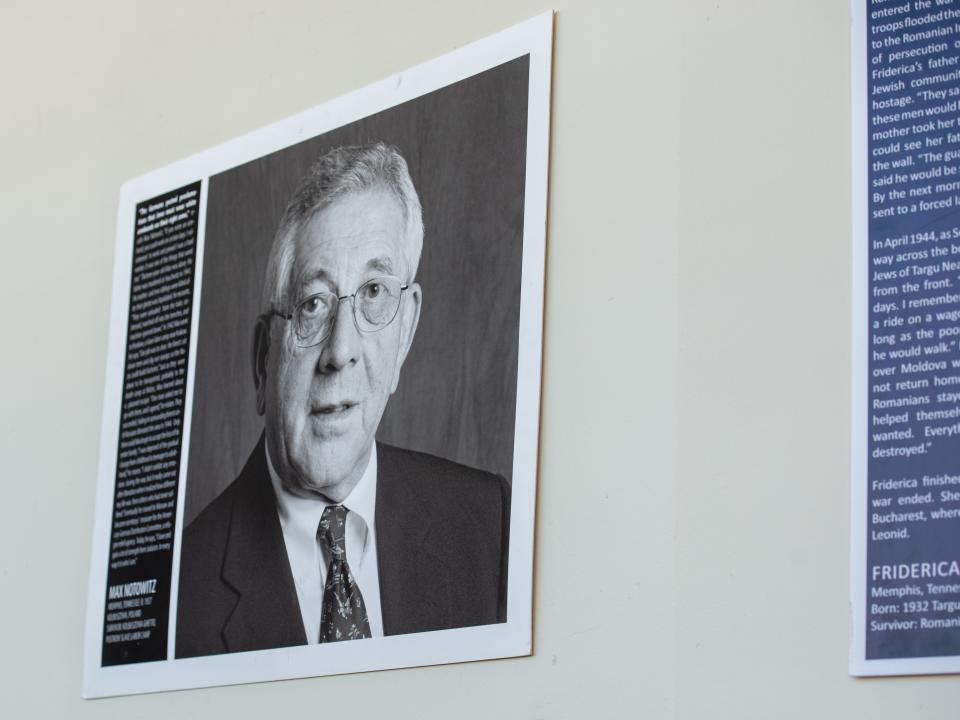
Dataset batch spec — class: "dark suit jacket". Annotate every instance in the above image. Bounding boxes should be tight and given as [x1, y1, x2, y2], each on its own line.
[175, 437, 509, 657]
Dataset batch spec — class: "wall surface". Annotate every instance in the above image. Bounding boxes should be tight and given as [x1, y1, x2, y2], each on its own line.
[0, 0, 955, 718]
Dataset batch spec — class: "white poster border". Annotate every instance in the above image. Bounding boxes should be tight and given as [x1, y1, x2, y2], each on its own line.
[83, 11, 552, 697]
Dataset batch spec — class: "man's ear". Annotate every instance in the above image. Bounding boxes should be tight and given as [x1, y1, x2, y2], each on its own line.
[390, 282, 421, 394]
[252, 316, 271, 416]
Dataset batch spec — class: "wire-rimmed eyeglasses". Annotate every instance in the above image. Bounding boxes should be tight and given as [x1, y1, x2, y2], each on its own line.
[266, 276, 409, 348]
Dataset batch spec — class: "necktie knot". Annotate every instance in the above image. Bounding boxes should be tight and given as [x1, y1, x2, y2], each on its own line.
[318, 504, 348, 561]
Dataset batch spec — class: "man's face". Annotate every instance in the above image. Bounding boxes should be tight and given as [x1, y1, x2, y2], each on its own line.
[260, 188, 421, 501]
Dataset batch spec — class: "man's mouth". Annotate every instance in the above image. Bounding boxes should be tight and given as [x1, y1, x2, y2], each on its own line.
[311, 401, 358, 415]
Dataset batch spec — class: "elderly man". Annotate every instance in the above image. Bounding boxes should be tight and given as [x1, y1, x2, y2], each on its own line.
[176, 143, 509, 657]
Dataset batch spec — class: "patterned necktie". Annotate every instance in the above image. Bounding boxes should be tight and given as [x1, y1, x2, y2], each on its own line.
[317, 505, 371, 642]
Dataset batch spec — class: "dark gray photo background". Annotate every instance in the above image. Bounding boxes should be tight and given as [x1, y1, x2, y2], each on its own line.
[184, 56, 529, 524]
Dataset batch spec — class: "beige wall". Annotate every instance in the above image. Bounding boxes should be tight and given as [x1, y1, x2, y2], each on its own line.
[0, 0, 954, 717]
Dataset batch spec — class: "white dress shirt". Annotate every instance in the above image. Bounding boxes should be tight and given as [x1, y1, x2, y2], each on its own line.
[265, 443, 384, 642]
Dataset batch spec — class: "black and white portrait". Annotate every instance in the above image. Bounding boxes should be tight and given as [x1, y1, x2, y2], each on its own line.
[84, 17, 550, 695]
[175, 57, 529, 656]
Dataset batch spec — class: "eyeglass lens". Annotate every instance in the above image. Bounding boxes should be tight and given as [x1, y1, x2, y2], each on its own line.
[295, 277, 403, 346]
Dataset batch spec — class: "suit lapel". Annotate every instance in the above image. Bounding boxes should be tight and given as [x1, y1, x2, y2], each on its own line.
[375, 443, 452, 635]
[220, 438, 307, 652]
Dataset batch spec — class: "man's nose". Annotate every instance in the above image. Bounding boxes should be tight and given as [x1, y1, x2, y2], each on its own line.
[317, 297, 359, 372]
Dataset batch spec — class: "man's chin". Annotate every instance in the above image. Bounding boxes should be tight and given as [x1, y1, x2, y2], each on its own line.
[290, 439, 372, 499]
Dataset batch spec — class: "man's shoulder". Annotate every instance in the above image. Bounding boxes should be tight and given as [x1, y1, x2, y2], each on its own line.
[180, 443, 270, 567]
[377, 442, 503, 485]
[376, 442, 507, 493]
[182, 479, 235, 551]
[375, 442, 510, 538]
[176, 439, 292, 657]
[374, 443, 511, 630]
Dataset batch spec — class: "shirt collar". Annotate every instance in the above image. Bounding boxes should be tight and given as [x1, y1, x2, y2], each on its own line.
[265, 441, 378, 545]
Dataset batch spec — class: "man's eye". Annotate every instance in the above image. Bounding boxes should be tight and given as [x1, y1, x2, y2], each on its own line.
[301, 296, 324, 316]
[362, 282, 383, 299]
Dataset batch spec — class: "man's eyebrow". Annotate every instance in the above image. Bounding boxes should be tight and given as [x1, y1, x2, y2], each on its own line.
[366, 256, 395, 275]
[295, 257, 398, 296]
[297, 268, 335, 294]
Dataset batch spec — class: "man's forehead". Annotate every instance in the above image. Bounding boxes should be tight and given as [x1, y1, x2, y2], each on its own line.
[289, 191, 408, 288]
[295, 255, 400, 289]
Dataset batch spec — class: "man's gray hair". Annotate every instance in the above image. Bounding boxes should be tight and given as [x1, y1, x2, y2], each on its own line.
[260, 142, 424, 314]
